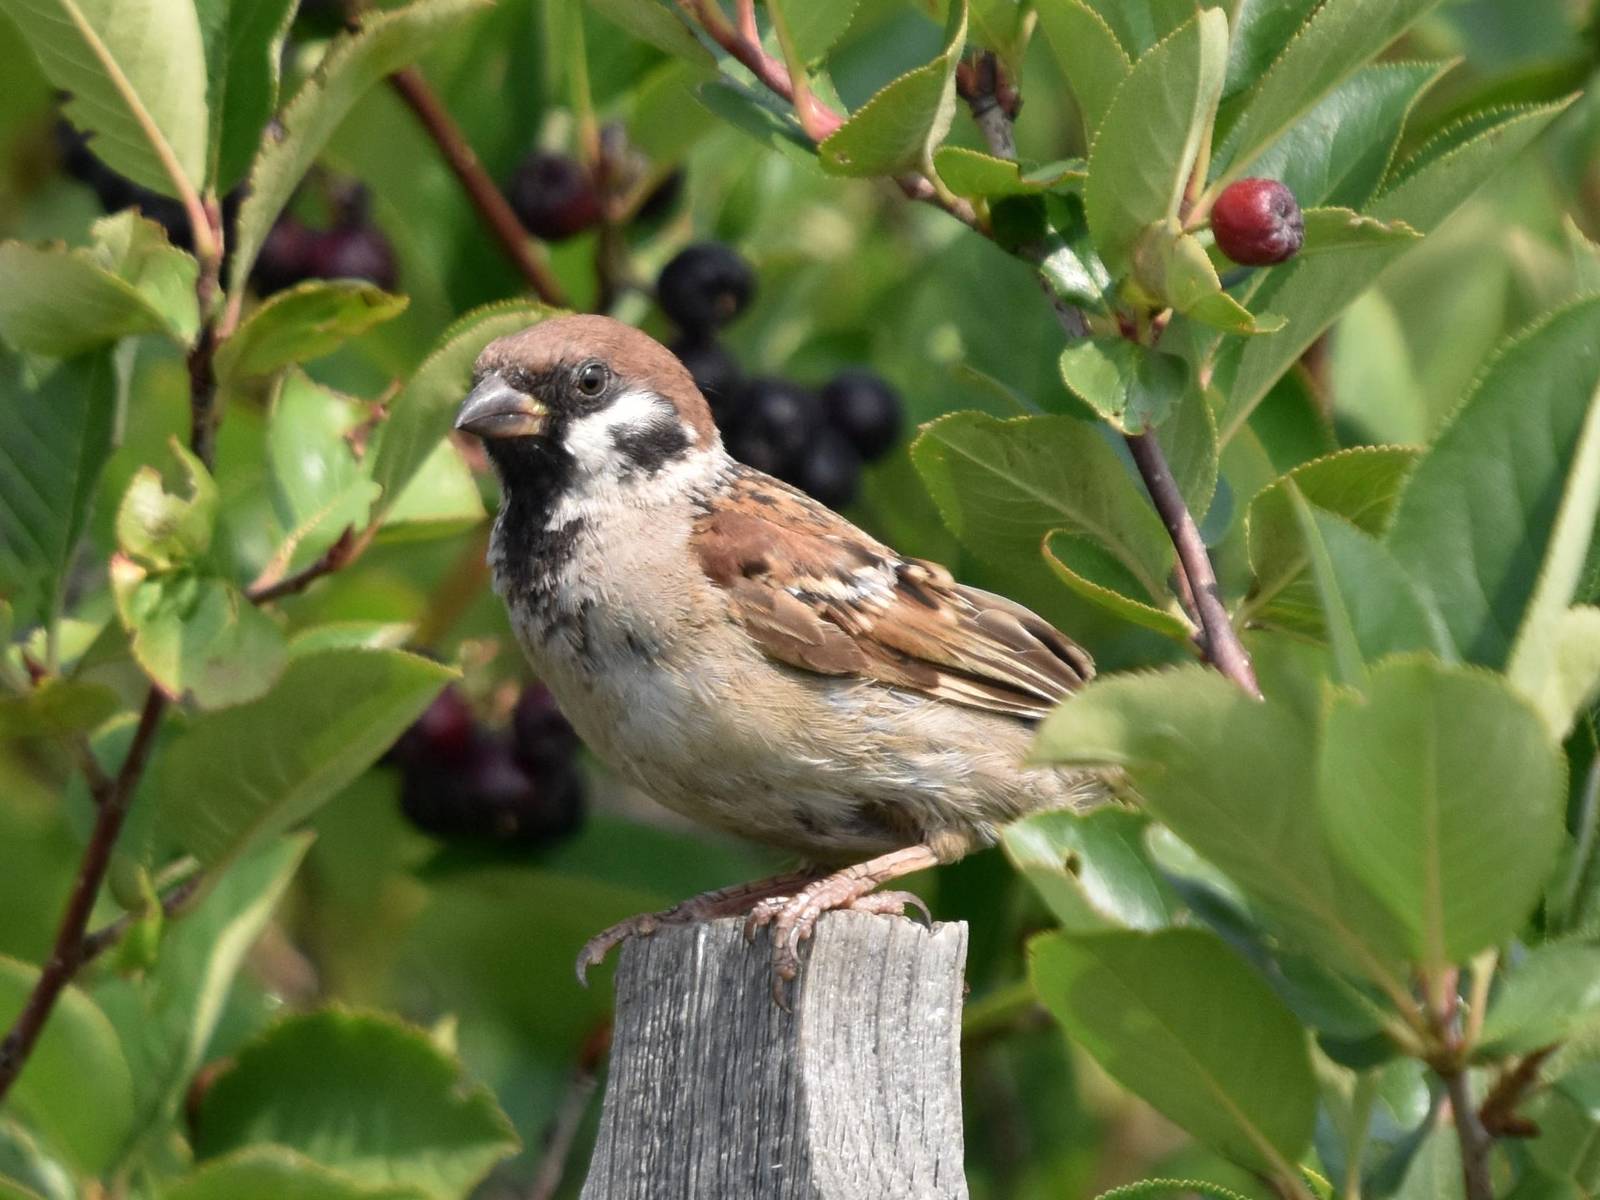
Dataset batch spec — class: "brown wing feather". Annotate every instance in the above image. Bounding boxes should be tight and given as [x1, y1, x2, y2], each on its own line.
[694, 468, 1093, 721]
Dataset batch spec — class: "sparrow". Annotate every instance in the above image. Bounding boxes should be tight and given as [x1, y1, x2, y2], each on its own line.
[455, 315, 1107, 993]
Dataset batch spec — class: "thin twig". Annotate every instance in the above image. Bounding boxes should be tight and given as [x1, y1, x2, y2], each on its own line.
[1480, 1046, 1555, 1139]
[387, 66, 570, 308]
[0, 689, 167, 1102]
[527, 1021, 612, 1200]
[1125, 433, 1261, 696]
[1441, 1066, 1495, 1200]
[248, 526, 366, 605]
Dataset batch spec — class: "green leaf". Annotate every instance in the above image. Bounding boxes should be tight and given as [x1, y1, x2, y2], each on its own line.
[159, 648, 452, 871]
[817, 0, 967, 177]
[1076, 0, 1195, 58]
[911, 412, 1174, 602]
[1244, 61, 1453, 211]
[1213, 99, 1572, 443]
[217, 282, 409, 385]
[228, 0, 493, 297]
[1043, 530, 1192, 639]
[377, 441, 482, 536]
[1084, 8, 1228, 275]
[770, 0, 858, 63]
[1033, 667, 1410, 994]
[95, 835, 310, 1151]
[1029, 928, 1316, 1174]
[0, 679, 119, 740]
[1037, 193, 1114, 313]
[696, 80, 817, 163]
[0, 0, 208, 197]
[1058, 337, 1189, 434]
[1567, 216, 1600, 295]
[0, 350, 116, 630]
[264, 372, 379, 572]
[1387, 298, 1600, 671]
[1002, 808, 1178, 931]
[111, 569, 287, 709]
[1289, 499, 1450, 668]
[1296, 207, 1420, 256]
[194, 1010, 518, 1200]
[0, 956, 134, 1174]
[1245, 446, 1420, 627]
[0, 1182, 44, 1200]
[1477, 943, 1600, 1058]
[1208, 0, 1442, 187]
[1505, 369, 1600, 737]
[1319, 658, 1566, 975]
[195, 0, 297, 190]
[115, 440, 218, 570]
[1160, 379, 1219, 519]
[1131, 220, 1287, 333]
[933, 148, 1083, 199]
[0, 216, 198, 355]
[585, 0, 712, 66]
[1033, 0, 1129, 138]
[164, 1147, 426, 1200]
[368, 301, 549, 519]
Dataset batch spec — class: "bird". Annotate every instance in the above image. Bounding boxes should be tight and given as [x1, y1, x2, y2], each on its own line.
[454, 314, 1108, 994]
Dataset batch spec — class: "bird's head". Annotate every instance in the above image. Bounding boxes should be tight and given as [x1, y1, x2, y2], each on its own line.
[456, 315, 722, 505]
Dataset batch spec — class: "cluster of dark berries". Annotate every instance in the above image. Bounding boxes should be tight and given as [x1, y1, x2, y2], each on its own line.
[660, 243, 904, 509]
[250, 185, 397, 296]
[387, 684, 584, 846]
[1211, 178, 1304, 267]
[54, 120, 239, 253]
[505, 129, 681, 244]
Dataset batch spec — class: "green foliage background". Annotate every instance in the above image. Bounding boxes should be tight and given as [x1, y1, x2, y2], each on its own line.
[0, 0, 1599, 1198]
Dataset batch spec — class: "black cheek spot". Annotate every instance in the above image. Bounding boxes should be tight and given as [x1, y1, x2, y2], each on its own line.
[611, 420, 692, 477]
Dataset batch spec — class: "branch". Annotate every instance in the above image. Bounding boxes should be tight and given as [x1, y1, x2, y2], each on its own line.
[0, 689, 167, 1102]
[1125, 433, 1261, 696]
[248, 526, 366, 605]
[527, 1020, 611, 1200]
[1479, 1046, 1555, 1140]
[387, 66, 570, 308]
[1442, 1066, 1495, 1200]
[955, 53, 1019, 160]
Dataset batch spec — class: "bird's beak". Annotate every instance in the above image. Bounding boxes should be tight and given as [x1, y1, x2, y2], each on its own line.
[455, 373, 548, 439]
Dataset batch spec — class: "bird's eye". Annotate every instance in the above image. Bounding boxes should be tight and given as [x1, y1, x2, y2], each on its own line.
[576, 360, 609, 397]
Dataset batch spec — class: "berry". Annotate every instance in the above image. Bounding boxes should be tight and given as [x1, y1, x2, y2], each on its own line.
[795, 427, 862, 509]
[252, 215, 318, 296]
[510, 683, 580, 776]
[670, 335, 743, 428]
[308, 222, 398, 290]
[726, 378, 817, 475]
[507, 152, 602, 242]
[656, 243, 755, 332]
[821, 370, 903, 460]
[387, 687, 478, 769]
[636, 169, 684, 225]
[1211, 178, 1304, 267]
[399, 740, 584, 846]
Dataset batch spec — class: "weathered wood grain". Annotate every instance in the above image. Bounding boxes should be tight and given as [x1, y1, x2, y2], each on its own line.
[580, 912, 970, 1200]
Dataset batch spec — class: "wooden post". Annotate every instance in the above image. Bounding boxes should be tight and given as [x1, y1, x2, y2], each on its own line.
[580, 912, 970, 1199]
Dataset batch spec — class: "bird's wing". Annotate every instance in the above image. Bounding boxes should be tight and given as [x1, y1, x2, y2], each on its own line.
[693, 467, 1093, 721]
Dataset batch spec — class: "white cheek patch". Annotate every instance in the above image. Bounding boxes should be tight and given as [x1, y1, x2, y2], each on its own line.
[563, 388, 666, 472]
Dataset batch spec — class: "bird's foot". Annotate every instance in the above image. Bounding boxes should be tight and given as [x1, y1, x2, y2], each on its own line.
[574, 866, 823, 985]
[743, 847, 938, 1005]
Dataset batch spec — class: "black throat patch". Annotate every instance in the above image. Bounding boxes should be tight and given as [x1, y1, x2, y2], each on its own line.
[486, 435, 582, 601]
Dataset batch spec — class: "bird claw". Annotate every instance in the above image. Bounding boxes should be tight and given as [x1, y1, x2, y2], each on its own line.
[574, 913, 662, 985]
[746, 884, 933, 1006]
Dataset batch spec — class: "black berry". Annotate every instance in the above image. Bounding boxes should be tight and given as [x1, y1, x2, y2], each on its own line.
[794, 427, 862, 508]
[821, 370, 903, 460]
[656, 243, 755, 332]
[1211, 178, 1304, 267]
[636, 169, 684, 226]
[670, 335, 743, 429]
[308, 222, 398, 290]
[387, 687, 478, 769]
[726, 378, 817, 475]
[508, 152, 602, 242]
[252, 215, 318, 296]
[510, 683, 580, 776]
[399, 741, 584, 846]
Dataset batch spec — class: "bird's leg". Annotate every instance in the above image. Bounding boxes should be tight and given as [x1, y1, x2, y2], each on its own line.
[744, 843, 938, 1002]
[575, 865, 826, 984]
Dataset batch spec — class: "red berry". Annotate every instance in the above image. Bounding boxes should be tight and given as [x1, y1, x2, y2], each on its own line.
[1211, 178, 1304, 266]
